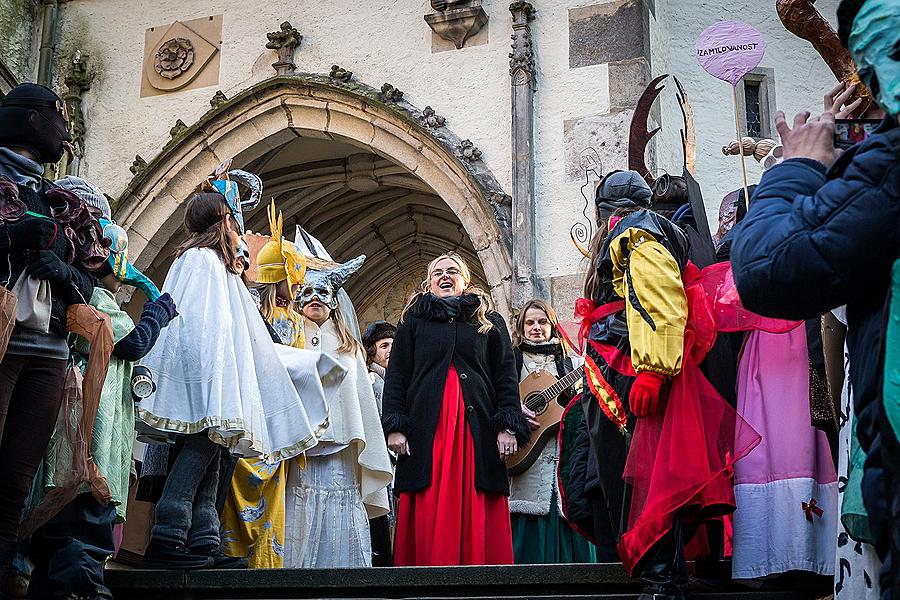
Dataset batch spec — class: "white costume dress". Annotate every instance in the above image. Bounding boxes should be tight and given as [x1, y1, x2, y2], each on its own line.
[283, 318, 393, 568]
[136, 248, 336, 461]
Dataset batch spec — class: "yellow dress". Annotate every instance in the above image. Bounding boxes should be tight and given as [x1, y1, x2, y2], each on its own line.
[221, 304, 304, 568]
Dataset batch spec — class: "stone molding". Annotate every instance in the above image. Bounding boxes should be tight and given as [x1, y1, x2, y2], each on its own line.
[424, 0, 488, 50]
[115, 74, 514, 316]
[63, 53, 90, 165]
[509, 2, 536, 87]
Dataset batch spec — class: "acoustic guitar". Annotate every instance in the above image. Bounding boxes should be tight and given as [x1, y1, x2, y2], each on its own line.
[506, 365, 585, 476]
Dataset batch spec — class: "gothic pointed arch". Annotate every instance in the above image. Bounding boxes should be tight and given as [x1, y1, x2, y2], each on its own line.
[114, 74, 514, 315]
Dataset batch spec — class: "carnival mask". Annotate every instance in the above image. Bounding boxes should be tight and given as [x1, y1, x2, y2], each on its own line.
[297, 255, 365, 310]
[99, 218, 161, 300]
[849, 0, 900, 118]
[207, 159, 263, 234]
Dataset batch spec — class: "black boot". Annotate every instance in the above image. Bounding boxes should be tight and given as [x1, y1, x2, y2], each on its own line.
[142, 541, 213, 570]
[636, 522, 688, 600]
[190, 545, 248, 569]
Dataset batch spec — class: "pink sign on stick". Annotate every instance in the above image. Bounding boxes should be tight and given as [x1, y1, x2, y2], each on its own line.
[695, 21, 765, 87]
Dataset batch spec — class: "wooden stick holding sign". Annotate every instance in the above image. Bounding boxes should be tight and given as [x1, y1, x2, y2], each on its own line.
[695, 21, 766, 209]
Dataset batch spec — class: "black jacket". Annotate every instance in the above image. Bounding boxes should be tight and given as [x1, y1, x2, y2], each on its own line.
[382, 293, 530, 495]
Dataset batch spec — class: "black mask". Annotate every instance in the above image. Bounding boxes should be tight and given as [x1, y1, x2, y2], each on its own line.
[0, 84, 72, 164]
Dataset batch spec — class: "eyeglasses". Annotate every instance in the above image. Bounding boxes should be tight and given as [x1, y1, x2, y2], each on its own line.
[431, 267, 461, 279]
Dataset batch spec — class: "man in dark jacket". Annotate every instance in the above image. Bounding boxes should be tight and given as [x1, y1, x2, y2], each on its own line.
[0, 83, 97, 585]
[730, 2, 900, 596]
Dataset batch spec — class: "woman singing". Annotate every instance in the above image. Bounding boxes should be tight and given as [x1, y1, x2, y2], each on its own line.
[383, 253, 530, 566]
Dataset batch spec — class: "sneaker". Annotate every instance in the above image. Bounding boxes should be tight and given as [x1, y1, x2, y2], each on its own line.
[142, 541, 214, 570]
[192, 546, 249, 569]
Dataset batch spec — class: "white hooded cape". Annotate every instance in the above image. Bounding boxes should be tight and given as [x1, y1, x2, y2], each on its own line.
[136, 248, 339, 461]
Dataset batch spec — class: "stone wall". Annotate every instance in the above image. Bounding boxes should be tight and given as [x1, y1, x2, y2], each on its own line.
[0, 0, 38, 83]
[55, 0, 841, 323]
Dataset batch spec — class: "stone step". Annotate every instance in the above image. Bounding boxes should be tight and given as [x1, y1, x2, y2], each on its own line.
[105, 563, 825, 600]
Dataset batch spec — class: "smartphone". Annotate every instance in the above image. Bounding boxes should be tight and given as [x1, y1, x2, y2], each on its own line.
[834, 119, 881, 149]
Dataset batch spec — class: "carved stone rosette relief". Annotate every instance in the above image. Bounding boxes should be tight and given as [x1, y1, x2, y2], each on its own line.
[424, 0, 488, 50]
[509, 2, 536, 88]
[266, 21, 303, 76]
[155, 38, 195, 79]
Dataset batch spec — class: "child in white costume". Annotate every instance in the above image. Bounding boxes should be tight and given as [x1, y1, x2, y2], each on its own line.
[284, 257, 393, 568]
[137, 191, 335, 569]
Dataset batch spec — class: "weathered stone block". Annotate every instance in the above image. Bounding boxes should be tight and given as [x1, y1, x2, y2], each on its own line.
[608, 57, 648, 111]
[569, 0, 644, 69]
[550, 273, 585, 322]
[562, 110, 632, 183]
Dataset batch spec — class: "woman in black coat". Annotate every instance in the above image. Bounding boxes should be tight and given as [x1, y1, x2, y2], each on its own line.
[382, 252, 530, 566]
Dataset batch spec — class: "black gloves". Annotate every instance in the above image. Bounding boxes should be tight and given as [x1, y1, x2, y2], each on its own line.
[150, 292, 178, 321]
[5, 217, 58, 250]
[27, 251, 72, 283]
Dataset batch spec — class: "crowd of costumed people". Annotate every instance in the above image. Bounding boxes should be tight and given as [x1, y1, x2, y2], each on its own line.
[0, 1, 898, 599]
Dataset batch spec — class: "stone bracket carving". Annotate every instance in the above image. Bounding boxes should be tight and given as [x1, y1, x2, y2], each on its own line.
[425, 0, 488, 50]
[266, 21, 302, 76]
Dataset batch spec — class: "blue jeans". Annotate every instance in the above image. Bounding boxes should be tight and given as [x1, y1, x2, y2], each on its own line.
[150, 434, 221, 549]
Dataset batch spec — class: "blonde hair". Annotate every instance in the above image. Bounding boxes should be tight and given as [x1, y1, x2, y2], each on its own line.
[401, 252, 494, 335]
[331, 303, 364, 356]
[255, 282, 279, 323]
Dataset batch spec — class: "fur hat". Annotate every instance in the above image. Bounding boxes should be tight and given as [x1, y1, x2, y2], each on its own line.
[362, 320, 396, 351]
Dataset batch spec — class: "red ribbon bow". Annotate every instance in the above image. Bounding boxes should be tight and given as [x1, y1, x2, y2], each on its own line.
[802, 498, 824, 522]
[574, 298, 626, 352]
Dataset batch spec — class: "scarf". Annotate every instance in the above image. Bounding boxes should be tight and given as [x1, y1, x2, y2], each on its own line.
[0, 147, 43, 192]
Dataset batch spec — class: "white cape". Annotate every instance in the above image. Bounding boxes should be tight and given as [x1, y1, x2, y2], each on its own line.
[136, 248, 340, 461]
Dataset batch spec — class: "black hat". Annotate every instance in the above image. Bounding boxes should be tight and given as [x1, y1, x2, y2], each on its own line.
[0, 83, 72, 163]
[362, 320, 397, 350]
[837, 0, 867, 48]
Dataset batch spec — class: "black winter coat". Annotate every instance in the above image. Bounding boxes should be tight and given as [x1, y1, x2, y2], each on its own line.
[382, 293, 530, 495]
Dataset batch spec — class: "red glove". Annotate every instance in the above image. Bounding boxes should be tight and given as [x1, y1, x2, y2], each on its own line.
[629, 371, 668, 417]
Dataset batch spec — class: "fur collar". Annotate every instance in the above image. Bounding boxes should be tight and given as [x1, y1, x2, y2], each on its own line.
[409, 292, 481, 322]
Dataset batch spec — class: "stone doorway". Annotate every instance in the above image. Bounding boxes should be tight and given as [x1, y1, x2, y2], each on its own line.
[114, 76, 514, 320]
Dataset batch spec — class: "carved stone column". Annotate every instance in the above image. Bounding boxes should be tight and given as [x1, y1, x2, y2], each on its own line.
[62, 52, 90, 176]
[509, 1, 536, 309]
[266, 21, 302, 76]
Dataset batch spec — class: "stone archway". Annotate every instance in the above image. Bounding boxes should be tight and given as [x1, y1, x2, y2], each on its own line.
[115, 75, 514, 316]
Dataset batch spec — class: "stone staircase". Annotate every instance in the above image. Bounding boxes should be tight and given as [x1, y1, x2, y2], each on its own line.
[105, 563, 826, 600]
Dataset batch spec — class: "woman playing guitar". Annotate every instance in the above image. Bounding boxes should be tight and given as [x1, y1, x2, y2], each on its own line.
[509, 299, 597, 564]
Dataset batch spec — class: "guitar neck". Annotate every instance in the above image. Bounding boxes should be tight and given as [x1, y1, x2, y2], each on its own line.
[537, 365, 585, 404]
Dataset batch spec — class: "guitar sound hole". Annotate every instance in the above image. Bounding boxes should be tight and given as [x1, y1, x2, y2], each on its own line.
[526, 394, 548, 415]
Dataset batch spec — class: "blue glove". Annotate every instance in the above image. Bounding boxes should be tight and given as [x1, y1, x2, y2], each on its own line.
[150, 292, 178, 320]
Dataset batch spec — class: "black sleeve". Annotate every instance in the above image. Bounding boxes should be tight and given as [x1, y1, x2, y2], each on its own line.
[62, 265, 97, 306]
[382, 317, 415, 437]
[486, 312, 530, 445]
[113, 301, 171, 361]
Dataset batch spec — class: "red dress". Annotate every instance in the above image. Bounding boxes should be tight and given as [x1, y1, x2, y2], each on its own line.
[393, 365, 515, 566]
